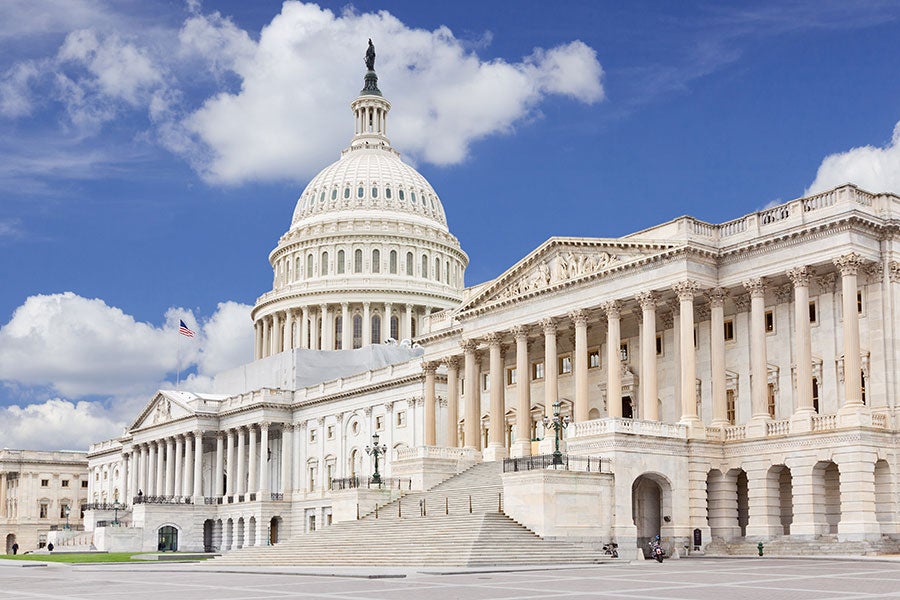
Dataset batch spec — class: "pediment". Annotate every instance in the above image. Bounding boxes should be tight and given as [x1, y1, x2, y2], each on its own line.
[130, 391, 194, 431]
[457, 237, 677, 314]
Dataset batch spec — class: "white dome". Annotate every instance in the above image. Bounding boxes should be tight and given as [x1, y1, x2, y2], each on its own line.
[290, 144, 447, 231]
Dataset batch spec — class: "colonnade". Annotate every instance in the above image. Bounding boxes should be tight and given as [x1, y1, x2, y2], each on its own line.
[422, 255, 868, 457]
[254, 301, 434, 358]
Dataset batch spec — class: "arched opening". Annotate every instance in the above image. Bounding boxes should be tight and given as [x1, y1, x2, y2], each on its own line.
[389, 250, 398, 274]
[372, 249, 380, 273]
[203, 519, 214, 552]
[224, 518, 233, 551]
[321, 251, 329, 275]
[588, 407, 601, 420]
[269, 516, 281, 545]
[354, 249, 363, 273]
[371, 314, 382, 344]
[736, 470, 749, 537]
[874, 459, 894, 534]
[769, 465, 793, 535]
[390, 316, 399, 340]
[349, 448, 361, 478]
[5, 533, 16, 554]
[632, 473, 672, 555]
[813, 461, 841, 534]
[352, 314, 362, 349]
[334, 316, 343, 350]
[621, 396, 634, 419]
[236, 517, 245, 549]
[248, 516, 257, 547]
[157, 525, 178, 552]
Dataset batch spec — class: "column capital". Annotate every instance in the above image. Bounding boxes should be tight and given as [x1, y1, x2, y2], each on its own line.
[540, 317, 557, 334]
[600, 300, 621, 318]
[421, 360, 438, 375]
[786, 265, 814, 287]
[459, 339, 478, 353]
[889, 260, 900, 283]
[193, 429, 204, 439]
[405, 303, 413, 310]
[635, 291, 658, 311]
[569, 309, 589, 326]
[706, 287, 728, 307]
[742, 277, 766, 298]
[383, 402, 394, 414]
[484, 332, 503, 347]
[319, 302, 328, 312]
[833, 252, 865, 276]
[510, 324, 530, 340]
[672, 279, 700, 301]
[341, 301, 349, 309]
[441, 355, 460, 370]
[260, 421, 270, 431]
[362, 301, 371, 308]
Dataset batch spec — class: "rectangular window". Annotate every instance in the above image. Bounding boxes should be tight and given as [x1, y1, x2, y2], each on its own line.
[40, 503, 48, 519]
[81, 480, 88, 488]
[765, 310, 775, 333]
[655, 334, 663, 356]
[693, 326, 699, 348]
[327, 425, 335, 440]
[506, 367, 517, 386]
[308, 467, 317, 491]
[726, 389, 736, 425]
[61, 480, 69, 488]
[588, 348, 600, 369]
[41, 479, 49, 487]
[767, 383, 776, 418]
[812, 378, 820, 413]
[309, 429, 317, 443]
[809, 301, 818, 324]
[531, 361, 544, 381]
[857, 290, 864, 314]
[724, 319, 734, 341]
[619, 343, 628, 362]
[397, 411, 407, 427]
[60, 504, 69, 519]
[460, 378, 465, 395]
[376, 415, 384, 431]
[558, 354, 572, 375]
[482, 373, 490, 391]
[326, 463, 334, 485]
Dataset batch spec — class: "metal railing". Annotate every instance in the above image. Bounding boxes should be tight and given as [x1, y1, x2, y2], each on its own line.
[81, 502, 127, 511]
[270, 493, 284, 501]
[132, 495, 193, 505]
[502, 454, 603, 473]
[331, 476, 412, 491]
[203, 497, 223, 505]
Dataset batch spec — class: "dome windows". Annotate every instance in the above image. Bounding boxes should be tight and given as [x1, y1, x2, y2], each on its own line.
[435, 257, 441, 281]
[319, 191, 325, 203]
[399, 190, 405, 201]
[321, 251, 329, 275]
[337, 250, 345, 274]
[406, 252, 414, 276]
[385, 187, 392, 199]
[372, 249, 381, 273]
[372, 187, 378, 199]
[354, 249, 363, 273]
[306, 254, 313, 278]
[389, 250, 398, 274]
[411, 191, 416, 204]
[331, 189, 337, 200]
[357, 186, 364, 199]
[421, 254, 428, 279]
[344, 186, 351, 199]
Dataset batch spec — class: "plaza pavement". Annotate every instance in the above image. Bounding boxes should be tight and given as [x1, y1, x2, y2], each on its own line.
[0, 557, 898, 599]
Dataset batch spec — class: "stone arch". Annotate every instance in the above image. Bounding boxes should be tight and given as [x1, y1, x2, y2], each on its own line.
[874, 459, 895, 534]
[5, 533, 16, 554]
[248, 516, 257, 547]
[224, 517, 234, 551]
[768, 464, 793, 535]
[348, 447, 361, 478]
[236, 517, 245, 549]
[270, 516, 282, 545]
[203, 518, 215, 552]
[813, 460, 841, 534]
[632, 472, 673, 554]
[157, 524, 179, 552]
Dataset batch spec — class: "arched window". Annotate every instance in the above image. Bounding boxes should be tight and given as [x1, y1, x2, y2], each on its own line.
[354, 249, 363, 273]
[295, 256, 301, 281]
[372, 249, 380, 273]
[344, 186, 350, 199]
[445, 261, 450, 284]
[434, 257, 440, 281]
[389, 250, 398, 274]
[321, 251, 328, 276]
[331, 189, 337, 200]
[406, 252, 414, 276]
[421, 254, 428, 279]
[385, 187, 392, 199]
[334, 316, 343, 350]
[411, 316, 417, 338]
[337, 250, 345, 274]
[399, 189, 405, 201]
[306, 254, 313, 278]
[352, 315, 363, 349]
[411, 191, 417, 204]
[371, 187, 378, 198]
[319, 191, 325, 203]
[357, 186, 364, 199]
[390, 316, 399, 340]
[371, 315, 382, 344]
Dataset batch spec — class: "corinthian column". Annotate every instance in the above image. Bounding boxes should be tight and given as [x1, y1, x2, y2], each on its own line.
[511, 327, 531, 457]
[164, 438, 175, 496]
[283, 309, 294, 351]
[262, 318, 270, 358]
[707, 288, 729, 427]
[674, 280, 701, 426]
[320, 304, 331, 350]
[259, 422, 270, 495]
[173, 435, 184, 497]
[422, 362, 437, 446]
[192, 431, 204, 499]
[484, 334, 508, 461]
[362, 302, 371, 346]
[788, 266, 815, 422]
[744, 278, 770, 421]
[341, 303, 350, 350]
[272, 311, 281, 355]
[571, 310, 590, 422]
[301, 306, 310, 350]
[461, 340, 481, 450]
[834, 253, 866, 410]
[248, 425, 258, 495]
[541, 318, 558, 418]
[225, 430, 235, 496]
[602, 302, 622, 418]
[443, 357, 460, 447]
[254, 321, 262, 360]
[636, 293, 658, 421]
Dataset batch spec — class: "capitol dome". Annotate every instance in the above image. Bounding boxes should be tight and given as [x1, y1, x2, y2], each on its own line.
[250, 48, 468, 358]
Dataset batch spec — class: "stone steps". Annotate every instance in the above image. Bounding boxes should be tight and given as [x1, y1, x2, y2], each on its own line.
[706, 535, 900, 556]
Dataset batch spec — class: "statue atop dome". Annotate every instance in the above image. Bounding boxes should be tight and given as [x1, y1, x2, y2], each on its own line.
[365, 38, 376, 71]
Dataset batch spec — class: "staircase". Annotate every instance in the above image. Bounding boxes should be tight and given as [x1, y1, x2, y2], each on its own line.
[211, 462, 604, 567]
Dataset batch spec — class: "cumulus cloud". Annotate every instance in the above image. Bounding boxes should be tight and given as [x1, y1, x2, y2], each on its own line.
[196, 301, 253, 375]
[0, 398, 124, 451]
[806, 121, 900, 195]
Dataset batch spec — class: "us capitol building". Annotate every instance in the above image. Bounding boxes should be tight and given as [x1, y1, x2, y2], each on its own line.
[79, 44, 899, 562]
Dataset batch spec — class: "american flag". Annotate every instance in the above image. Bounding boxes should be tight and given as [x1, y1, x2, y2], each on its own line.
[179, 319, 195, 338]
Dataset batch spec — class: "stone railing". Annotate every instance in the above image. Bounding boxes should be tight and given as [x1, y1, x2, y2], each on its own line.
[724, 425, 746, 441]
[571, 417, 687, 439]
[766, 419, 791, 436]
[395, 446, 480, 462]
[872, 413, 888, 429]
[812, 414, 837, 432]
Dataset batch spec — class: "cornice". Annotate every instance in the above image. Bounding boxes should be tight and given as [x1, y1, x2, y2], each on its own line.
[292, 372, 424, 408]
[252, 287, 462, 317]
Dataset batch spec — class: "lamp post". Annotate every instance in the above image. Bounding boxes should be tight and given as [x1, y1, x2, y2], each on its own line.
[112, 501, 120, 526]
[64, 505, 70, 530]
[365, 432, 387, 485]
[542, 401, 570, 466]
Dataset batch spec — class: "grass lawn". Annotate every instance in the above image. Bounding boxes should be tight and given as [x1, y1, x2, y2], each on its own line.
[0, 552, 212, 563]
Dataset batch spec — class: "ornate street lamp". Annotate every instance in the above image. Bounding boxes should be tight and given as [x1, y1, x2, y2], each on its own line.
[112, 501, 121, 526]
[64, 505, 71, 530]
[542, 401, 570, 466]
[365, 432, 388, 485]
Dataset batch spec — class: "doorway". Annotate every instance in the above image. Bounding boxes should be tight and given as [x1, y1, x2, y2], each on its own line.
[157, 526, 178, 552]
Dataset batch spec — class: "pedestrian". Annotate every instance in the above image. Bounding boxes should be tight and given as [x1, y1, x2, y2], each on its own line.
[47, 542, 54, 552]
[11, 543, 18, 555]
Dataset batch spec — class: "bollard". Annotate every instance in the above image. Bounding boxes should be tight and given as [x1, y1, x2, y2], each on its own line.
[757, 542, 764, 557]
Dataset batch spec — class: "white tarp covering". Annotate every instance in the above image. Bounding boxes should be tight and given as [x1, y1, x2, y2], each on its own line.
[212, 343, 423, 395]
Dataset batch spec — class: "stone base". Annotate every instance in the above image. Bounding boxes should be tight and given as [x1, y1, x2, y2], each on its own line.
[509, 440, 532, 458]
[331, 487, 396, 524]
[483, 444, 509, 462]
[537, 437, 565, 455]
[790, 410, 815, 433]
[837, 404, 872, 427]
[391, 446, 480, 490]
[838, 519, 883, 542]
[746, 417, 771, 438]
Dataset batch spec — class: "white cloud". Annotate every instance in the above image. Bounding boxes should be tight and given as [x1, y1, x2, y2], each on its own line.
[0, 61, 40, 117]
[196, 301, 253, 376]
[0, 398, 124, 451]
[806, 121, 900, 196]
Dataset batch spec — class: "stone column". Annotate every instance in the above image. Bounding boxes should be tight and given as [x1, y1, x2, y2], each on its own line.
[787, 267, 815, 426]
[214, 433, 224, 497]
[708, 288, 729, 427]
[293, 423, 303, 494]
[707, 470, 740, 541]
[281, 424, 292, 494]
[310, 307, 319, 350]
[542, 318, 558, 418]
[405, 304, 413, 340]
[283, 309, 294, 351]
[511, 326, 532, 458]
[341, 302, 350, 350]
[225, 430, 235, 496]
[301, 306, 310, 350]
[320, 304, 331, 350]
[443, 357, 460, 448]
[261, 317, 270, 358]
[786, 460, 820, 537]
[834, 253, 866, 410]
[744, 462, 781, 537]
[362, 302, 371, 346]
[193, 431, 204, 499]
[182, 435, 193, 497]
[744, 277, 770, 421]
[259, 422, 270, 495]
[163, 438, 174, 496]
[673, 281, 700, 426]
[317, 418, 326, 490]
[461, 340, 480, 450]
[173, 435, 184, 497]
[385, 302, 393, 339]
[602, 302, 622, 418]
[154, 441, 164, 497]
[128, 451, 138, 505]
[423, 362, 437, 446]
[254, 321, 261, 360]
[236, 427, 246, 495]
[268, 312, 279, 355]
[248, 425, 258, 496]
[571, 310, 590, 422]
[0, 473, 7, 517]
[485, 334, 508, 461]
[140, 444, 149, 495]
[636, 293, 658, 421]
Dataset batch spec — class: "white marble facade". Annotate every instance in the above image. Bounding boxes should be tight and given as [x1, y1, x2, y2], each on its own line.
[85, 59, 900, 556]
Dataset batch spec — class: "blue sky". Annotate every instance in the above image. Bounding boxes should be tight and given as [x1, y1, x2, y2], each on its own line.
[1, 1, 899, 450]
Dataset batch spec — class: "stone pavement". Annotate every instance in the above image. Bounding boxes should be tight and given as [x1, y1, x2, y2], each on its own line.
[0, 557, 898, 599]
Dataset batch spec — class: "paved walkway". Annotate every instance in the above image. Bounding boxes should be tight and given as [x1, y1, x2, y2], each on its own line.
[1, 557, 899, 599]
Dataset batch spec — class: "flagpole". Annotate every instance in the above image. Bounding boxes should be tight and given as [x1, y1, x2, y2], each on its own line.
[176, 327, 182, 390]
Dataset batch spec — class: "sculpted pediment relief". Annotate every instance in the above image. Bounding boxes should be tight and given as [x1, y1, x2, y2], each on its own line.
[131, 392, 193, 431]
[500, 249, 618, 300]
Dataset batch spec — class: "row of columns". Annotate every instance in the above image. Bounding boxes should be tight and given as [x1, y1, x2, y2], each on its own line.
[421, 256, 867, 456]
[254, 302, 432, 358]
[132, 431, 204, 500]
